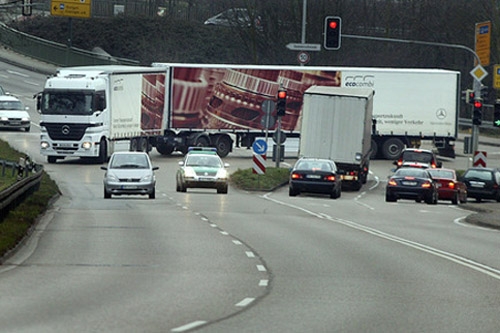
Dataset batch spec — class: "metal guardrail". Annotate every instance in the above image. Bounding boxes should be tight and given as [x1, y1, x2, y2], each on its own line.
[0, 22, 139, 67]
[0, 159, 44, 221]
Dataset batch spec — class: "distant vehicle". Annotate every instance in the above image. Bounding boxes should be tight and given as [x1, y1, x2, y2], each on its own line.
[385, 167, 438, 204]
[176, 148, 229, 194]
[100, 152, 158, 199]
[289, 157, 342, 199]
[427, 168, 467, 205]
[204, 8, 262, 29]
[0, 95, 30, 132]
[394, 148, 442, 169]
[461, 167, 500, 202]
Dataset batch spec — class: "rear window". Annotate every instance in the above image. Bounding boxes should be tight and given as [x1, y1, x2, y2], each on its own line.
[401, 151, 433, 163]
[427, 169, 454, 179]
[464, 170, 493, 181]
[395, 168, 428, 178]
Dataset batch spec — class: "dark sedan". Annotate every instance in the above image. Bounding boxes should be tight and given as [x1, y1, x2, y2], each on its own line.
[289, 157, 342, 199]
[427, 168, 467, 205]
[385, 167, 438, 204]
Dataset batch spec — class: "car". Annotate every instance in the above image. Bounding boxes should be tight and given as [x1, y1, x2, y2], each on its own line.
[176, 149, 229, 194]
[385, 167, 438, 204]
[427, 168, 467, 205]
[100, 152, 158, 199]
[0, 95, 30, 132]
[394, 148, 442, 169]
[461, 167, 500, 202]
[289, 157, 342, 199]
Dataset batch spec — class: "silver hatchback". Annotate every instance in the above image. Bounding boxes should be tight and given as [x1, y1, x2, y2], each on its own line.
[101, 152, 158, 199]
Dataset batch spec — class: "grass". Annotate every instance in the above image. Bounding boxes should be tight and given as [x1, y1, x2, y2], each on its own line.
[230, 167, 290, 191]
[0, 140, 60, 260]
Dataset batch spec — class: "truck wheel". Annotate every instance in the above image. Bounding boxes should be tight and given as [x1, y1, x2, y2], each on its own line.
[195, 136, 210, 147]
[215, 135, 232, 158]
[97, 139, 107, 164]
[370, 139, 378, 159]
[382, 138, 404, 160]
[139, 137, 149, 152]
[47, 156, 58, 163]
[129, 138, 139, 151]
[156, 142, 174, 155]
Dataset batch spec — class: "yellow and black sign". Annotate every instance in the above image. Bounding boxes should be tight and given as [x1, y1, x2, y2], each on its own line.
[51, 0, 91, 19]
[475, 21, 491, 66]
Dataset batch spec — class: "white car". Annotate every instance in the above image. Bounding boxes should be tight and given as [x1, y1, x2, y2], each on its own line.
[101, 152, 159, 199]
[0, 95, 30, 132]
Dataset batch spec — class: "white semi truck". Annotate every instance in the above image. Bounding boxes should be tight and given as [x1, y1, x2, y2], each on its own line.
[299, 87, 374, 190]
[37, 64, 459, 163]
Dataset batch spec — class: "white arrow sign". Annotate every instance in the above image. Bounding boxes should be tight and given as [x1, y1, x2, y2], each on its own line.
[286, 43, 321, 51]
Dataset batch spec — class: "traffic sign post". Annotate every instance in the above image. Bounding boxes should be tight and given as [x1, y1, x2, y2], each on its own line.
[252, 153, 266, 175]
[473, 151, 487, 167]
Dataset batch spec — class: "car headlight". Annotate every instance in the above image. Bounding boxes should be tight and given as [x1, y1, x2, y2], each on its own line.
[21, 117, 30, 121]
[81, 141, 92, 150]
[216, 169, 228, 179]
[106, 173, 119, 182]
[40, 141, 50, 149]
[184, 168, 196, 178]
[141, 174, 153, 182]
[0, 116, 8, 121]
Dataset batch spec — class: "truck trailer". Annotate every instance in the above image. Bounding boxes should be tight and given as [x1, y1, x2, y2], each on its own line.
[299, 87, 374, 190]
[37, 64, 459, 163]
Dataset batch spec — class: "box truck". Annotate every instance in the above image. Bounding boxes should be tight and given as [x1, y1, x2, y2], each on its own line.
[299, 87, 374, 190]
[37, 64, 459, 163]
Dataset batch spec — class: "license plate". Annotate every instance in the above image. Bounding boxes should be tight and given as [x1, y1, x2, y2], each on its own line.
[306, 174, 321, 179]
[122, 185, 137, 189]
[342, 175, 355, 180]
[199, 177, 212, 181]
[470, 181, 485, 188]
[402, 181, 417, 186]
[58, 143, 73, 147]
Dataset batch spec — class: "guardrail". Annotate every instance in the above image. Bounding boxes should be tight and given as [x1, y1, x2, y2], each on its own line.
[0, 22, 139, 67]
[0, 158, 44, 221]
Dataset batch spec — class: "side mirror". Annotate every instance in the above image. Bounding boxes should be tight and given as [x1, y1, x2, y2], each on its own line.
[100, 166, 107, 170]
[437, 161, 443, 168]
[152, 166, 159, 171]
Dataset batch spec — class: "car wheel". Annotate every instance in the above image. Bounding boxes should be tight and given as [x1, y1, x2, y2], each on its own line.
[149, 188, 156, 199]
[47, 156, 57, 164]
[217, 185, 228, 194]
[330, 187, 340, 199]
[289, 187, 298, 197]
[451, 193, 458, 205]
[104, 188, 111, 199]
[180, 183, 187, 192]
[496, 192, 500, 203]
[476, 197, 482, 203]
[385, 193, 397, 202]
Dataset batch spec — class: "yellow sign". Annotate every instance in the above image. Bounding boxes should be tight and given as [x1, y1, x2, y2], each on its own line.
[475, 21, 491, 66]
[494, 65, 500, 89]
[470, 64, 488, 83]
[51, 0, 91, 18]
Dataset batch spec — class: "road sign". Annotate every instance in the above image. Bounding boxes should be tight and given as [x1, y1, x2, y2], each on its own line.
[273, 130, 286, 144]
[252, 139, 268, 155]
[51, 0, 91, 18]
[252, 153, 266, 174]
[473, 151, 487, 167]
[470, 64, 488, 83]
[475, 21, 491, 66]
[297, 51, 310, 65]
[261, 100, 276, 129]
[494, 65, 500, 89]
[286, 43, 321, 51]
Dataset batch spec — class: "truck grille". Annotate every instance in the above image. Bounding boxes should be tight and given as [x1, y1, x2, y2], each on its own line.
[42, 123, 90, 141]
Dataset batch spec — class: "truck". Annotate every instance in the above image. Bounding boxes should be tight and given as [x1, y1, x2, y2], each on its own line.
[37, 64, 459, 163]
[299, 87, 374, 190]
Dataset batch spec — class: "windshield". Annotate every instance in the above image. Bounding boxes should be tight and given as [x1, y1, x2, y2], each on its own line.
[41, 91, 94, 115]
[0, 100, 23, 110]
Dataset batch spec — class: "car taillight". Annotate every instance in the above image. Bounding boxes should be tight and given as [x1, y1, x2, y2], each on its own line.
[291, 173, 303, 180]
[431, 162, 437, 168]
[421, 181, 432, 188]
[447, 182, 455, 189]
[388, 179, 397, 186]
[397, 159, 402, 167]
[324, 175, 336, 181]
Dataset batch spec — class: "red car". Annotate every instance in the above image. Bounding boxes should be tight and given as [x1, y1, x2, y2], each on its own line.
[427, 168, 467, 205]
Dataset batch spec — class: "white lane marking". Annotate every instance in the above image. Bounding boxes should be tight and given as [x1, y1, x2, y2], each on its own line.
[7, 70, 29, 77]
[220, 231, 229, 235]
[209, 223, 217, 228]
[232, 240, 242, 245]
[454, 216, 500, 232]
[256, 265, 266, 272]
[235, 297, 255, 307]
[171, 320, 207, 332]
[263, 193, 500, 281]
[24, 80, 40, 87]
[259, 279, 268, 287]
[245, 251, 255, 258]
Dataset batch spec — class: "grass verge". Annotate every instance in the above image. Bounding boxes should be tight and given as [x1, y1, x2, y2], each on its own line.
[230, 167, 290, 191]
[0, 141, 60, 260]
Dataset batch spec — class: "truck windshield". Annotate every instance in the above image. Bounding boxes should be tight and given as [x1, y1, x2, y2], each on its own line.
[41, 92, 94, 115]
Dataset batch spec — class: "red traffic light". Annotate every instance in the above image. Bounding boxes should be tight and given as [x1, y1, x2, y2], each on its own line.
[278, 90, 287, 99]
[474, 100, 483, 108]
[329, 21, 338, 29]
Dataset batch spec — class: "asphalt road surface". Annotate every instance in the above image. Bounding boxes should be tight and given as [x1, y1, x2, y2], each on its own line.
[1, 61, 500, 332]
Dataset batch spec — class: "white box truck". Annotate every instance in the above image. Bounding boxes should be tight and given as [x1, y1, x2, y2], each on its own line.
[299, 87, 374, 190]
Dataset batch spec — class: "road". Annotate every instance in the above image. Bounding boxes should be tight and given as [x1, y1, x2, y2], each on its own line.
[1, 62, 500, 332]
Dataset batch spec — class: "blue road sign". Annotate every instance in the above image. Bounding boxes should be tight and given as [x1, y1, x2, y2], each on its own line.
[252, 139, 268, 155]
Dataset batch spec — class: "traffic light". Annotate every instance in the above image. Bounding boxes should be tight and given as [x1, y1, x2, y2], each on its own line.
[494, 102, 500, 127]
[276, 89, 287, 117]
[472, 98, 483, 125]
[324, 16, 341, 50]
